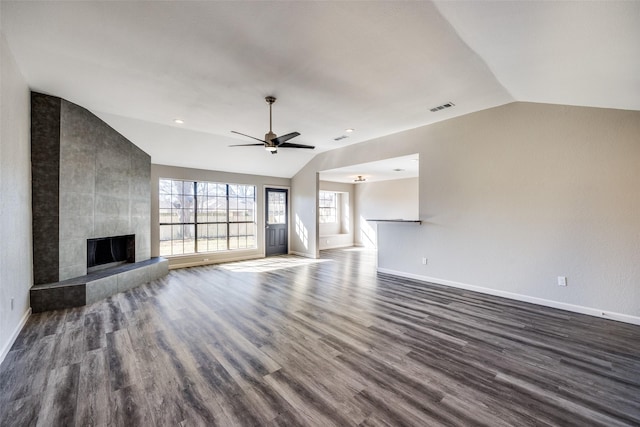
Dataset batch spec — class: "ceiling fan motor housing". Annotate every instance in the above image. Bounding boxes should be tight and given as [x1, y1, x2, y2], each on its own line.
[265, 132, 278, 154]
[265, 131, 277, 144]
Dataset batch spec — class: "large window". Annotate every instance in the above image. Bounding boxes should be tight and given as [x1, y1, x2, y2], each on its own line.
[319, 191, 337, 224]
[159, 179, 256, 256]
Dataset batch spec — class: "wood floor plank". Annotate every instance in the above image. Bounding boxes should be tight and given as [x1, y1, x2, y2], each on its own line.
[74, 349, 112, 427]
[263, 369, 352, 427]
[110, 384, 152, 427]
[36, 363, 80, 427]
[1, 395, 41, 427]
[53, 326, 85, 368]
[2, 248, 640, 426]
[6, 335, 57, 403]
[105, 328, 142, 392]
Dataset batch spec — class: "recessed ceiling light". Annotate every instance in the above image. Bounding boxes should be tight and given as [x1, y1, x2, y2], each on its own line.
[345, 128, 355, 133]
[393, 168, 405, 172]
[173, 119, 184, 124]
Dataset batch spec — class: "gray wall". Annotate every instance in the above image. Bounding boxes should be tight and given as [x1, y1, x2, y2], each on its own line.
[354, 177, 419, 247]
[31, 93, 151, 284]
[292, 102, 640, 321]
[0, 34, 32, 361]
[292, 170, 319, 258]
[151, 164, 290, 268]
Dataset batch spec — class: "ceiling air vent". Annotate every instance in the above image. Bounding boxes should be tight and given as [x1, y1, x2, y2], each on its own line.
[334, 135, 349, 141]
[430, 102, 455, 113]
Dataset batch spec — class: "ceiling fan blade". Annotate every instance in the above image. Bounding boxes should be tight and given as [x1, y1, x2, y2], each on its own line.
[231, 131, 266, 143]
[229, 143, 266, 147]
[271, 132, 300, 145]
[278, 142, 315, 149]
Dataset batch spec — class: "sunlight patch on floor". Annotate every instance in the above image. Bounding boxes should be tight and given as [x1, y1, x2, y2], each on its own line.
[219, 255, 331, 273]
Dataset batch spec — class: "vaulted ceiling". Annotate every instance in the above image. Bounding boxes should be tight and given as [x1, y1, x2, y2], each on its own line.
[2, 1, 638, 178]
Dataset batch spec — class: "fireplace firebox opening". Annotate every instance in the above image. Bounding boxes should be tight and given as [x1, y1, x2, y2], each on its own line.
[87, 234, 135, 273]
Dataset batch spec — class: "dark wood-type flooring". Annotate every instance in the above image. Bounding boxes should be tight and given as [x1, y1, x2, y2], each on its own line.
[1, 248, 640, 426]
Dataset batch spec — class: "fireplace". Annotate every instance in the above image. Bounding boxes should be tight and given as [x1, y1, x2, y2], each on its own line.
[87, 235, 135, 273]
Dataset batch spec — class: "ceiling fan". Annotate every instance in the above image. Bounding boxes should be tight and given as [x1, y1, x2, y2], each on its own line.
[230, 96, 315, 154]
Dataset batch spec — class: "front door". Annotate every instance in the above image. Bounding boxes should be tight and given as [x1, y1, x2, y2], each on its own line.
[265, 188, 288, 256]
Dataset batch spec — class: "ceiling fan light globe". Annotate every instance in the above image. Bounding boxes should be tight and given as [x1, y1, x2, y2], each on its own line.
[266, 146, 277, 152]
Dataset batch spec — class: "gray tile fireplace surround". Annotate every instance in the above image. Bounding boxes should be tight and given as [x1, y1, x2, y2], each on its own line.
[30, 257, 168, 313]
[31, 92, 152, 285]
[29, 92, 168, 312]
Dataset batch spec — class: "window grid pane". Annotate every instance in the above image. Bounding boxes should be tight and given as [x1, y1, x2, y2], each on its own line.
[268, 191, 286, 224]
[319, 191, 337, 224]
[159, 179, 256, 256]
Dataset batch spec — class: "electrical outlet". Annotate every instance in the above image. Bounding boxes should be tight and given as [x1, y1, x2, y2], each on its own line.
[422, 257, 428, 265]
[203, 258, 209, 261]
[557, 276, 567, 287]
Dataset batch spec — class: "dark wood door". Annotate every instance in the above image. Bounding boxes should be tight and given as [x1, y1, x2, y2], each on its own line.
[265, 188, 288, 256]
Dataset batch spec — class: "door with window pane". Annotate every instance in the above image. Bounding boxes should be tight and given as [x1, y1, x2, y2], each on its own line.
[265, 188, 288, 256]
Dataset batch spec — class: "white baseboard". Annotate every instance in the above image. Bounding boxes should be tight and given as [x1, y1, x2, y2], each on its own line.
[169, 254, 264, 270]
[0, 307, 31, 365]
[290, 251, 317, 259]
[319, 243, 355, 251]
[377, 268, 640, 326]
[353, 243, 374, 249]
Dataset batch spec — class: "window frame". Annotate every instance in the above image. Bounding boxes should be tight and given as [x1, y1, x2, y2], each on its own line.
[159, 179, 257, 256]
[319, 191, 338, 224]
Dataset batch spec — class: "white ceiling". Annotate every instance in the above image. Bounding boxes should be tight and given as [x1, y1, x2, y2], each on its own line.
[320, 154, 419, 184]
[2, 1, 638, 178]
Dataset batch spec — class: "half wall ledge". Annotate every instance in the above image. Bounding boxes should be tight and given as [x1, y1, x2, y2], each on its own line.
[30, 257, 169, 313]
[366, 219, 422, 224]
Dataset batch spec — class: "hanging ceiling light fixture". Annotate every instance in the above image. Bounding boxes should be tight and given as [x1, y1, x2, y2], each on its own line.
[353, 175, 367, 182]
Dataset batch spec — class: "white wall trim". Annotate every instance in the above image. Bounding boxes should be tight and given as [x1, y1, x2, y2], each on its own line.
[377, 268, 640, 326]
[318, 233, 351, 238]
[0, 308, 31, 365]
[319, 243, 355, 250]
[169, 254, 264, 270]
[290, 250, 317, 259]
